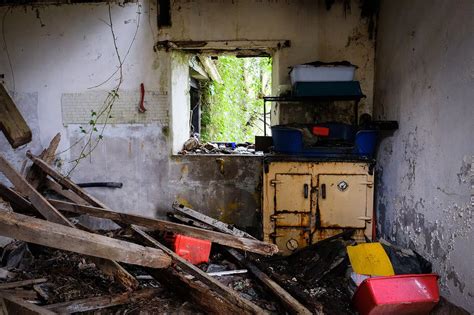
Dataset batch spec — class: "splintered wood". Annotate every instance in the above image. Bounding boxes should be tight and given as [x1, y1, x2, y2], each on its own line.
[0, 83, 32, 148]
[0, 210, 171, 269]
[49, 198, 278, 256]
[0, 147, 283, 315]
[44, 288, 159, 313]
[0, 155, 72, 226]
[171, 204, 313, 315]
[0, 149, 139, 291]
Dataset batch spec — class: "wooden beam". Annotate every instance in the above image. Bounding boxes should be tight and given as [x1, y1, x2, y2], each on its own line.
[172, 202, 255, 239]
[0, 210, 171, 269]
[147, 267, 240, 315]
[0, 155, 138, 290]
[0, 289, 38, 301]
[26, 133, 61, 189]
[49, 199, 278, 256]
[198, 56, 222, 83]
[0, 278, 47, 290]
[0, 292, 55, 315]
[26, 151, 110, 210]
[43, 179, 87, 205]
[0, 154, 73, 226]
[91, 258, 140, 290]
[28, 153, 276, 253]
[227, 249, 313, 315]
[44, 288, 159, 313]
[0, 83, 32, 148]
[170, 206, 312, 315]
[132, 226, 266, 315]
[0, 183, 34, 212]
[45, 182, 138, 289]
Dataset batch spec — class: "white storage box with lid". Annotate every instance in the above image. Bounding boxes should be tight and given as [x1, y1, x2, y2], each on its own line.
[290, 64, 356, 85]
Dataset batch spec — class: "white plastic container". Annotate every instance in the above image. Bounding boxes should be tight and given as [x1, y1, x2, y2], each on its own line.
[290, 64, 356, 84]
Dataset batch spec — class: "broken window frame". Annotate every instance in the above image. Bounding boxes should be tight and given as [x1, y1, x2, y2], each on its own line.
[161, 40, 290, 155]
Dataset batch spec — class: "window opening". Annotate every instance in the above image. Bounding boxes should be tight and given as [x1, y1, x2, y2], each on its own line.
[183, 55, 272, 155]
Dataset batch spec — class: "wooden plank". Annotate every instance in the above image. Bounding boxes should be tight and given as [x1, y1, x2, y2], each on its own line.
[43, 179, 87, 205]
[0, 154, 73, 226]
[0, 183, 34, 212]
[42, 183, 138, 291]
[0, 83, 32, 148]
[0, 292, 55, 315]
[26, 133, 61, 189]
[49, 199, 278, 256]
[91, 257, 140, 290]
[28, 155, 265, 311]
[132, 226, 266, 315]
[147, 267, 240, 315]
[171, 207, 313, 315]
[173, 202, 256, 239]
[28, 153, 276, 253]
[0, 279, 47, 290]
[43, 182, 138, 290]
[167, 213, 213, 230]
[0, 289, 38, 301]
[0, 155, 138, 290]
[0, 210, 171, 269]
[227, 249, 313, 315]
[44, 288, 159, 313]
[26, 151, 110, 210]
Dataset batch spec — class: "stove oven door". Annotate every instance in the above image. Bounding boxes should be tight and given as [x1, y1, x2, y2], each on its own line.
[271, 173, 312, 255]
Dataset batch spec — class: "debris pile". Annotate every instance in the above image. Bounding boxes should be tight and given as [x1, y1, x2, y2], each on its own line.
[0, 133, 465, 314]
[0, 134, 281, 314]
[180, 135, 259, 155]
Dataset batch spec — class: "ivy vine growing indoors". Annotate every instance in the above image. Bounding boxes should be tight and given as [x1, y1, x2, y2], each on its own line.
[56, 2, 141, 176]
[200, 56, 272, 143]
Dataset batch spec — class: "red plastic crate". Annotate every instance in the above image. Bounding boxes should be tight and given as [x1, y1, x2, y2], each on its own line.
[312, 126, 330, 136]
[171, 234, 211, 265]
[353, 274, 440, 315]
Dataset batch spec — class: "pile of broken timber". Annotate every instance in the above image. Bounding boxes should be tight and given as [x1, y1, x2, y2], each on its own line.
[0, 134, 283, 314]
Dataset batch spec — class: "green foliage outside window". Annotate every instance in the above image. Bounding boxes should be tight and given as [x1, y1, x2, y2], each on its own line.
[200, 56, 271, 143]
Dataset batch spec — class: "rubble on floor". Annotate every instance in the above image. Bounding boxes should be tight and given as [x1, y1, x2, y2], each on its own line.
[0, 133, 466, 314]
[0, 135, 279, 314]
[0, 243, 202, 313]
[254, 236, 356, 314]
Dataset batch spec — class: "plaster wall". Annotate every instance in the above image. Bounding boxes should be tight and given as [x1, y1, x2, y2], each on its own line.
[374, 0, 474, 311]
[0, 1, 261, 232]
[0, 0, 376, 233]
[162, 0, 377, 122]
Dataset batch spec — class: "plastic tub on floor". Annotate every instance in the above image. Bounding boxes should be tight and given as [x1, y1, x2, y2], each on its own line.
[171, 234, 211, 265]
[352, 274, 440, 315]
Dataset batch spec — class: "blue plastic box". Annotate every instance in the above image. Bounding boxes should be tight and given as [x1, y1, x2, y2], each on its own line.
[271, 126, 377, 157]
[271, 127, 303, 154]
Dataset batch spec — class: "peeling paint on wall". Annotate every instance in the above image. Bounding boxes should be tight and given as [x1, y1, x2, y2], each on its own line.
[374, 0, 474, 311]
[162, 0, 376, 123]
